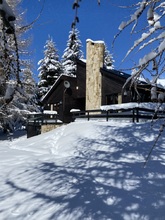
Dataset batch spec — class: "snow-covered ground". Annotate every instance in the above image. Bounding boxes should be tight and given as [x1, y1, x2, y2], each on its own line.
[0, 120, 165, 220]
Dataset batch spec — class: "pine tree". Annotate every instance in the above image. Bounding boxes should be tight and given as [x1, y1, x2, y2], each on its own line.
[62, 28, 83, 76]
[38, 36, 62, 98]
[104, 44, 114, 70]
[22, 68, 39, 111]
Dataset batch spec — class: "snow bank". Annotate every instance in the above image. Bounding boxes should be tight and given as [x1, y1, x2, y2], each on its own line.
[0, 121, 165, 219]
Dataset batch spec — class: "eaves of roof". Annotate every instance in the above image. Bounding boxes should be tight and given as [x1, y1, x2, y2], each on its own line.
[100, 67, 130, 80]
[41, 74, 76, 102]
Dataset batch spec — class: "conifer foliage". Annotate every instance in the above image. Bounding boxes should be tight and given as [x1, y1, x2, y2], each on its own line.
[38, 36, 62, 98]
[104, 44, 115, 70]
[0, 0, 39, 133]
[62, 28, 83, 76]
[22, 68, 38, 109]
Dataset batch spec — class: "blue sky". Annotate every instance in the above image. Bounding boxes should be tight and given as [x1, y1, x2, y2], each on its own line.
[20, 0, 146, 80]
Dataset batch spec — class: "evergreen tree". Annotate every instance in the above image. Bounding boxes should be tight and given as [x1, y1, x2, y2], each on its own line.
[104, 44, 114, 70]
[38, 36, 62, 98]
[0, 0, 39, 132]
[22, 68, 39, 111]
[62, 28, 83, 76]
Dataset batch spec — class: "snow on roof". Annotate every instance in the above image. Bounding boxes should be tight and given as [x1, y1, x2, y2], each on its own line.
[80, 58, 86, 63]
[43, 110, 57, 114]
[28, 112, 41, 115]
[101, 102, 165, 111]
[41, 74, 75, 101]
[86, 39, 105, 44]
[101, 68, 130, 79]
[70, 109, 81, 112]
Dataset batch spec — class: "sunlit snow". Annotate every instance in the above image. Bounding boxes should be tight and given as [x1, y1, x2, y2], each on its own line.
[0, 120, 165, 219]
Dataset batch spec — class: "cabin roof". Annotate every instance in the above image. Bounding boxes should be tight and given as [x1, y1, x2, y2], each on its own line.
[100, 67, 130, 80]
[42, 74, 76, 102]
[76, 58, 131, 80]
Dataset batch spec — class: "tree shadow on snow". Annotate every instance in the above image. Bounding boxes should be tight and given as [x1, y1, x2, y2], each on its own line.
[1, 121, 165, 219]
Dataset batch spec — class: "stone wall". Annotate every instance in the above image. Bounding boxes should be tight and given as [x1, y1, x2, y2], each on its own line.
[86, 39, 105, 110]
[41, 124, 62, 134]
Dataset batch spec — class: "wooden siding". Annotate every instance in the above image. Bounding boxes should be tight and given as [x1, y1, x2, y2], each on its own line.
[76, 59, 86, 99]
[42, 59, 158, 123]
[42, 76, 77, 122]
[101, 68, 131, 105]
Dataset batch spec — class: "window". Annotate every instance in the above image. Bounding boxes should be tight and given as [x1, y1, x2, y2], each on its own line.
[106, 94, 118, 105]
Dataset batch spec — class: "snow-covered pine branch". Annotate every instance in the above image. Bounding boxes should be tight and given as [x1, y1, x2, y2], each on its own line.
[104, 44, 115, 70]
[62, 28, 83, 76]
[37, 36, 62, 99]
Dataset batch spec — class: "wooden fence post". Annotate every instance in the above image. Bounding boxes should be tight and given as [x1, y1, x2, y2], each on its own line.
[136, 108, 139, 123]
[106, 111, 109, 121]
[132, 109, 135, 123]
[88, 111, 90, 121]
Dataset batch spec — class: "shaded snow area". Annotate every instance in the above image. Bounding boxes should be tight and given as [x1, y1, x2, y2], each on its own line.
[1, 121, 165, 220]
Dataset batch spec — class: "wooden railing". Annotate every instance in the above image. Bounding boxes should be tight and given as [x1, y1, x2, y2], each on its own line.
[27, 113, 62, 126]
[72, 107, 165, 123]
[26, 113, 63, 138]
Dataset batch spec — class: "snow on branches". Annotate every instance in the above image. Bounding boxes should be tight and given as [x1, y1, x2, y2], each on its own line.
[37, 36, 62, 98]
[0, 0, 39, 133]
[104, 44, 115, 70]
[62, 28, 83, 76]
[116, 0, 165, 85]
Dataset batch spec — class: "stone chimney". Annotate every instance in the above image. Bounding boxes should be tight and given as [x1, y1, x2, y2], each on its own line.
[86, 39, 105, 110]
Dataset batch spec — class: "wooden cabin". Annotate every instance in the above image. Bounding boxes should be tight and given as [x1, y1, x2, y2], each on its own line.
[42, 75, 77, 123]
[42, 39, 165, 123]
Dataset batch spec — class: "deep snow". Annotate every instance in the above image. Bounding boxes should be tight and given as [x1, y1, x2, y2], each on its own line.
[0, 120, 165, 220]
